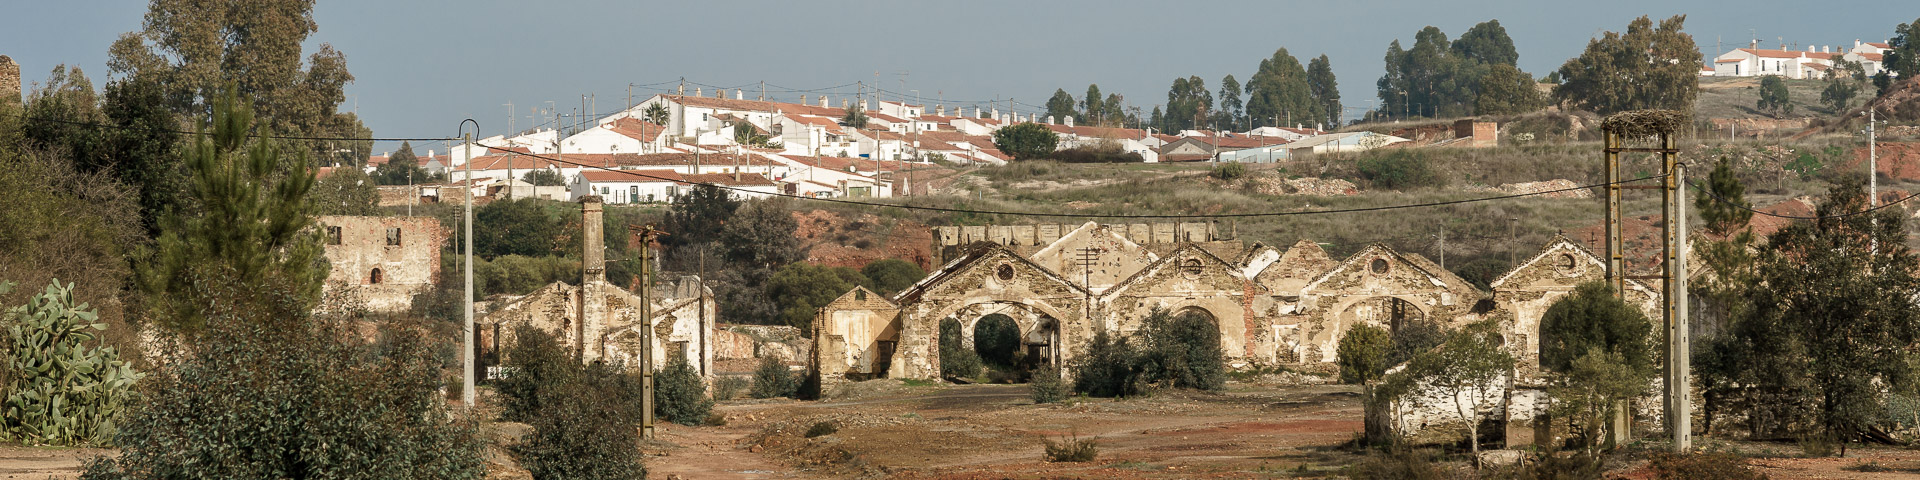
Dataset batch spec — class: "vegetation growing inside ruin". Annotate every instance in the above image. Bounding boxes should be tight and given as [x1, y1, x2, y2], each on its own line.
[751, 355, 801, 399]
[495, 326, 649, 479]
[1069, 308, 1225, 397]
[655, 357, 714, 426]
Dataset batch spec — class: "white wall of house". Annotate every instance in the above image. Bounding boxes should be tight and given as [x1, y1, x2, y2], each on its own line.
[562, 124, 655, 154]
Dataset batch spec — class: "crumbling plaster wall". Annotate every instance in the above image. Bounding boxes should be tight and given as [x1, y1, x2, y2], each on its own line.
[317, 216, 445, 312]
[893, 248, 1088, 380]
[813, 287, 901, 381]
[1100, 246, 1272, 364]
[1296, 246, 1476, 364]
[479, 280, 716, 376]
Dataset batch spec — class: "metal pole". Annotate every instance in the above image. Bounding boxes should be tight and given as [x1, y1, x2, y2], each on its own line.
[460, 123, 477, 409]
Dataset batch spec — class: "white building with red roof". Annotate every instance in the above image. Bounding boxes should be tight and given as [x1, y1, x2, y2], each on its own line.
[569, 169, 779, 204]
[562, 118, 670, 154]
[1711, 38, 1893, 79]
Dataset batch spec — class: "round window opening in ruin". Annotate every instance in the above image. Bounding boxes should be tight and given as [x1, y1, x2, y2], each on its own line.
[1557, 253, 1578, 273]
[996, 264, 1015, 281]
[1369, 258, 1389, 274]
[1181, 258, 1204, 277]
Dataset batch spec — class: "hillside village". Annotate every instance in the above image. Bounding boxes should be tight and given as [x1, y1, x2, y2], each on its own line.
[11, 3, 1920, 480]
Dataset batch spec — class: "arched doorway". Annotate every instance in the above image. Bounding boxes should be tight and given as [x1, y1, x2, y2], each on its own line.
[973, 314, 1021, 367]
[1025, 318, 1060, 368]
[1343, 296, 1426, 332]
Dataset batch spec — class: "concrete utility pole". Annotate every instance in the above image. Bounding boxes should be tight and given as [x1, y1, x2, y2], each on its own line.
[1670, 160, 1691, 451]
[460, 124, 477, 409]
[630, 225, 667, 439]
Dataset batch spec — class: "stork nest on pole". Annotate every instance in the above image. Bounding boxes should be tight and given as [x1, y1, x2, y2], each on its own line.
[1600, 109, 1689, 139]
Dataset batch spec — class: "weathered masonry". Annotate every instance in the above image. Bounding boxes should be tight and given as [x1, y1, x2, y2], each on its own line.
[317, 216, 446, 312]
[477, 197, 716, 377]
[815, 223, 1662, 386]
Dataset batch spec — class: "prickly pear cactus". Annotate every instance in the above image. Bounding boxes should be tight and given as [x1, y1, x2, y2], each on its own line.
[1, 280, 140, 446]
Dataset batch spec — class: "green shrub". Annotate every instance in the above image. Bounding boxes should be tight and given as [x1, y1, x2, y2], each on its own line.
[1649, 451, 1769, 480]
[494, 327, 580, 422]
[654, 357, 713, 426]
[750, 356, 799, 399]
[1042, 433, 1098, 462]
[79, 273, 487, 479]
[1, 280, 139, 446]
[1210, 162, 1248, 180]
[1030, 365, 1067, 404]
[804, 421, 838, 438]
[939, 318, 984, 381]
[1070, 329, 1139, 398]
[1069, 308, 1227, 397]
[1355, 149, 1444, 190]
[496, 329, 648, 480]
[712, 376, 749, 401]
[513, 371, 647, 480]
[1134, 309, 1226, 391]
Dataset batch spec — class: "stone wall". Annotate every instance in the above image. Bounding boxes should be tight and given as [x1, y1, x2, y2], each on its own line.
[0, 55, 18, 106]
[932, 221, 1223, 264]
[316, 216, 445, 312]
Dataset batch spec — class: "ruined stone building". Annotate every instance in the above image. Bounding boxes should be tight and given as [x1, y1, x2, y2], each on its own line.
[813, 222, 1665, 388]
[317, 216, 446, 312]
[477, 197, 717, 376]
[1, 55, 19, 106]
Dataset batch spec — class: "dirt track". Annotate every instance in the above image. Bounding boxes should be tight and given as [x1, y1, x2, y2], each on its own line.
[641, 382, 1370, 479]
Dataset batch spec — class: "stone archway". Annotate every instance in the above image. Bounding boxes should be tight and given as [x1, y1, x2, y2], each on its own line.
[936, 301, 1070, 381]
[1306, 296, 1431, 363]
[1341, 296, 1427, 332]
[972, 313, 1021, 366]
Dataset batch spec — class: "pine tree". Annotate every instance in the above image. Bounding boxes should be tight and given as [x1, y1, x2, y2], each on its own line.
[137, 90, 324, 334]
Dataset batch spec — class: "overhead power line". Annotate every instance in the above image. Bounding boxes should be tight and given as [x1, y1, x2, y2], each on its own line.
[17, 115, 456, 141]
[1685, 179, 1920, 220]
[481, 148, 1667, 219]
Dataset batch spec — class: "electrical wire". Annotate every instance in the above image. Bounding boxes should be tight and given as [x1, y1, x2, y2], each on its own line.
[1686, 178, 1920, 219]
[465, 147, 1665, 219]
[17, 115, 460, 142]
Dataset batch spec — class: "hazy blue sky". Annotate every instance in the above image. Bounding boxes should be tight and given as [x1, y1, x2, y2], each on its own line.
[2, 1, 1908, 152]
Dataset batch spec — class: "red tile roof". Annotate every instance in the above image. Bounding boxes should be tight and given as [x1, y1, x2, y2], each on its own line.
[607, 118, 666, 142]
[1859, 52, 1885, 62]
[666, 95, 846, 117]
[580, 169, 682, 183]
[1868, 42, 1890, 49]
[1739, 48, 1835, 60]
[579, 169, 776, 187]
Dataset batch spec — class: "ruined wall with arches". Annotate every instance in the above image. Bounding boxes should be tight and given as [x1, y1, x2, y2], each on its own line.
[814, 224, 1660, 385]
